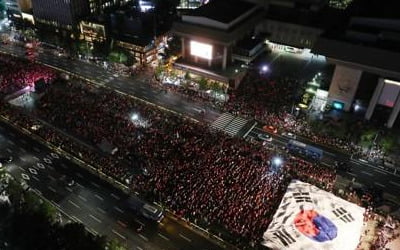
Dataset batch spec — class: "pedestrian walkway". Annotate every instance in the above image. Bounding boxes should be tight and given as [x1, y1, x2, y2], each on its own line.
[211, 113, 252, 137]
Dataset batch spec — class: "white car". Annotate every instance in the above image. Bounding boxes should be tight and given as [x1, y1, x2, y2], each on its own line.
[258, 133, 272, 142]
[282, 132, 297, 139]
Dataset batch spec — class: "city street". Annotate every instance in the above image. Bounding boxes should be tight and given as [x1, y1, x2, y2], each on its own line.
[244, 124, 400, 200]
[2, 40, 399, 199]
[0, 43, 220, 123]
[0, 121, 225, 250]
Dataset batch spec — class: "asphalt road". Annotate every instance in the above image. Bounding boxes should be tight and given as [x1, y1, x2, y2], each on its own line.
[3, 40, 400, 200]
[0, 43, 220, 124]
[245, 124, 400, 199]
[0, 121, 224, 250]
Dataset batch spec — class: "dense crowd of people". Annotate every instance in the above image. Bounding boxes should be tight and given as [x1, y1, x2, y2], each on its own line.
[158, 69, 386, 160]
[0, 72, 336, 244]
[0, 55, 397, 248]
[0, 54, 56, 98]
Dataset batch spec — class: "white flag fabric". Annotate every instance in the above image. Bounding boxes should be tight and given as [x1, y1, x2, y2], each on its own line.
[262, 180, 365, 250]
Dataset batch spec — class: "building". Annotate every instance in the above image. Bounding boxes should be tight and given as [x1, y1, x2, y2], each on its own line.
[177, 0, 209, 9]
[253, 0, 341, 51]
[313, 13, 400, 128]
[31, 0, 89, 31]
[88, 0, 131, 15]
[172, 0, 265, 89]
[109, 9, 164, 65]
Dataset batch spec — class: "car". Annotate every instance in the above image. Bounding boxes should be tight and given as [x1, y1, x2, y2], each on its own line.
[0, 156, 13, 164]
[262, 125, 278, 134]
[258, 133, 272, 142]
[282, 132, 297, 139]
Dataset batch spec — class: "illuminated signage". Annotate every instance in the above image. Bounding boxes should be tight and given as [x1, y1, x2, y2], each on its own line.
[190, 41, 213, 60]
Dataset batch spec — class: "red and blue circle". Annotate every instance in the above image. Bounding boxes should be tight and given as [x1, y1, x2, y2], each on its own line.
[294, 209, 337, 242]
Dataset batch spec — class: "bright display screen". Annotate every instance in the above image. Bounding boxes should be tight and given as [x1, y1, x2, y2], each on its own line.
[190, 41, 213, 60]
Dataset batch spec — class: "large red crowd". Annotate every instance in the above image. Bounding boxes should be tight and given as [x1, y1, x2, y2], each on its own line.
[22, 79, 335, 244]
[1, 55, 394, 247]
[0, 54, 56, 98]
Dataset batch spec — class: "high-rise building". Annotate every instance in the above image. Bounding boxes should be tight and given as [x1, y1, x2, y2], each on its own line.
[88, 0, 131, 15]
[31, 0, 90, 30]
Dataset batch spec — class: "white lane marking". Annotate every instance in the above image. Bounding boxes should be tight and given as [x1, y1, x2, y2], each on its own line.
[347, 172, 356, 177]
[33, 147, 40, 152]
[138, 234, 148, 241]
[110, 193, 120, 200]
[19, 156, 27, 162]
[96, 207, 106, 214]
[20, 148, 27, 153]
[18, 166, 25, 171]
[78, 195, 87, 202]
[32, 176, 40, 182]
[37, 163, 45, 169]
[33, 156, 39, 161]
[117, 220, 127, 228]
[389, 181, 400, 187]
[72, 216, 83, 224]
[43, 158, 52, 164]
[91, 181, 100, 188]
[374, 182, 386, 188]
[8, 140, 14, 145]
[6, 148, 12, 153]
[28, 168, 38, 175]
[89, 214, 102, 223]
[361, 171, 373, 176]
[50, 153, 59, 159]
[137, 247, 143, 250]
[68, 200, 80, 209]
[179, 233, 192, 242]
[373, 168, 389, 175]
[48, 186, 57, 192]
[113, 206, 124, 213]
[48, 175, 56, 181]
[158, 233, 170, 241]
[65, 187, 73, 192]
[94, 194, 104, 201]
[21, 173, 30, 180]
[34, 189, 42, 195]
[111, 229, 126, 240]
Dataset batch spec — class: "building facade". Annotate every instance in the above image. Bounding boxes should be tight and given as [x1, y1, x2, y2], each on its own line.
[31, 0, 90, 30]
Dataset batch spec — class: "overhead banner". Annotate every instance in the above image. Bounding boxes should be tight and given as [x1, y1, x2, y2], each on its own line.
[328, 65, 362, 111]
[262, 180, 364, 250]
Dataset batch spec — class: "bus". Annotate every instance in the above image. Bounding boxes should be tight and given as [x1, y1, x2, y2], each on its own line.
[287, 140, 323, 160]
[126, 196, 164, 223]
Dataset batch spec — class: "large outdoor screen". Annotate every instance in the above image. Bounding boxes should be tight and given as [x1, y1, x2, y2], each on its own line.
[190, 41, 213, 60]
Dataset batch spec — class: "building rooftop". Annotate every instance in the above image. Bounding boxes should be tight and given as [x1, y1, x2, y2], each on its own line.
[187, 0, 257, 24]
[265, 4, 345, 29]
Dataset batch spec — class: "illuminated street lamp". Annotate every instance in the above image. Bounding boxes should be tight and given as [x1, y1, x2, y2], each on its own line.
[131, 113, 139, 121]
[261, 65, 269, 73]
[272, 156, 283, 166]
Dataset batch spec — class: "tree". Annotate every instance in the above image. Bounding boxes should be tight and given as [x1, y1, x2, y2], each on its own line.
[198, 77, 208, 90]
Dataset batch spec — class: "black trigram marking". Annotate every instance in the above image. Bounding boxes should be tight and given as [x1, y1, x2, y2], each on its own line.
[273, 228, 296, 246]
[332, 207, 355, 223]
[292, 192, 312, 203]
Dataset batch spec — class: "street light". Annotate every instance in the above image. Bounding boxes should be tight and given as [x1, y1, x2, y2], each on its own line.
[131, 113, 139, 121]
[272, 156, 283, 166]
[261, 65, 269, 73]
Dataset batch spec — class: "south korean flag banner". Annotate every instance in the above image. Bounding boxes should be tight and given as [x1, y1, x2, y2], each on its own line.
[262, 180, 365, 250]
